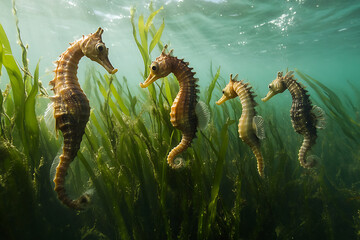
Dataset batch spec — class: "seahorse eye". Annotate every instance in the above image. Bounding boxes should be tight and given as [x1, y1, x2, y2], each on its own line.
[150, 62, 159, 72]
[222, 90, 225, 94]
[96, 43, 104, 52]
[268, 84, 272, 89]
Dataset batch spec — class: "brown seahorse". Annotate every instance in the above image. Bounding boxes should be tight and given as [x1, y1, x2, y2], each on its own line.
[216, 74, 265, 177]
[262, 71, 325, 168]
[49, 28, 117, 210]
[140, 45, 206, 169]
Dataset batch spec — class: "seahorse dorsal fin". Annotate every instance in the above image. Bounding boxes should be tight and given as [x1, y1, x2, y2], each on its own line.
[312, 105, 326, 129]
[252, 115, 265, 139]
[44, 102, 57, 137]
[195, 101, 210, 129]
[306, 155, 319, 167]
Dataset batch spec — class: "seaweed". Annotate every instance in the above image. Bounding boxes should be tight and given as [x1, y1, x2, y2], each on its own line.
[1, 2, 360, 240]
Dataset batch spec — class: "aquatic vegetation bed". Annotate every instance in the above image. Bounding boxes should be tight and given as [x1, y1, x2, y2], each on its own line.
[1, 2, 360, 240]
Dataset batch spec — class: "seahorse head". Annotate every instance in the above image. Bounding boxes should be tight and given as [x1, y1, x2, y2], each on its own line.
[261, 71, 287, 102]
[140, 45, 173, 88]
[80, 27, 118, 74]
[216, 74, 239, 105]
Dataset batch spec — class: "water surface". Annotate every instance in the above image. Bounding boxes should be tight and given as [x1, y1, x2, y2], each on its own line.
[1, 0, 359, 95]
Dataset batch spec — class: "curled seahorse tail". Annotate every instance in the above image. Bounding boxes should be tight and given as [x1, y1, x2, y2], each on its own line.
[167, 134, 193, 169]
[251, 145, 264, 178]
[53, 145, 90, 210]
[298, 135, 316, 168]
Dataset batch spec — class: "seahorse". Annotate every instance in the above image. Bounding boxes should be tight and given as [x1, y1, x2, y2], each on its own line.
[216, 74, 265, 177]
[262, 71, 326, 168]
[140, 45, 208, 169]
[49, 28, 117, 210]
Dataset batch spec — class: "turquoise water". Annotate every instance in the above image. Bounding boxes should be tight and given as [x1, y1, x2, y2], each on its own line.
[1, 0, 360, 239]
[1, 0, 359, 92]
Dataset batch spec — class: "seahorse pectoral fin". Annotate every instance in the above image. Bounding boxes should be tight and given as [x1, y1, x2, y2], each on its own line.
[252, 115, 266, 139]
[216, 95, 229, 105]
[312, 105, 326, 129]
[195, 101, 210, 129]
[140, 72, 158, 88]
[261, 90, 276, 102]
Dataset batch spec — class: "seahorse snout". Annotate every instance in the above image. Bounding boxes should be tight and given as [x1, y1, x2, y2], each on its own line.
[216, 95, 228, 105]
[95, 55, 118, 75]
[140, 73, 158, 88]
[261, 90, 276, 102]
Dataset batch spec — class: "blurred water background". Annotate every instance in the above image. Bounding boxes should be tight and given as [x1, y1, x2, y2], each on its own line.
[1, 0, 359, 94]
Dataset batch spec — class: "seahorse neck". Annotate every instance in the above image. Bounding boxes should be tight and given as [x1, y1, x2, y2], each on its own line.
[53, 41, 84, 92]
[167, 56, 198, 133]
[171, 58, 194, 85]
[233, 81, 256, 115]
[284, 78, 303, 101]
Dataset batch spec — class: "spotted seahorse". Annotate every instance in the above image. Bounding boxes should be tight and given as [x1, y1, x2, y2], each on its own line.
[49, 28, 117, 210]
[262, 71, 326, 168]
[140, 45, 208, 169]
[216, 74, 265, 177]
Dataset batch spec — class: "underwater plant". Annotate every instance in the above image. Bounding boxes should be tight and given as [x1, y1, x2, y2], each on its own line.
[49, 27, 117, 210]
[262, 71, 326, 168]
[0, 16, 40, 172]
[1, 1, 360, 240]
[216, 74, 265, 177]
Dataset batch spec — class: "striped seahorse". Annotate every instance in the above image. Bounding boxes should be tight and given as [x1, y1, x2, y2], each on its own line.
[216, 74, 265, 177]
[140, 45, 208, 169]
[262, 71, 326, 168]
[49, 28, 117, 210]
